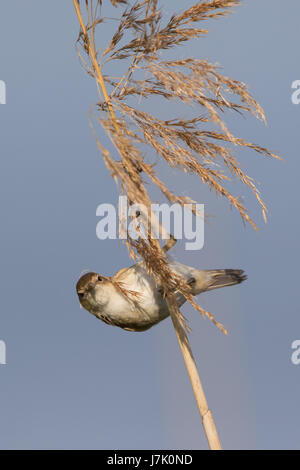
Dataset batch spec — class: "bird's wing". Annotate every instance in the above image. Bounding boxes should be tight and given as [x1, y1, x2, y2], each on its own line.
[113, 262, 152, 291]
[114, 260, 192, 289]
[113, 265, 134, 280]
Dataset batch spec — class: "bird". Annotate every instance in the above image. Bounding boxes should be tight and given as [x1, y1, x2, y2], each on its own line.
[76, 258, 247, 332]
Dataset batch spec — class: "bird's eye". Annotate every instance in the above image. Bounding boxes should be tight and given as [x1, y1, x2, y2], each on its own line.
[78, 292, 84, 299]
[97, 275, 102, 282]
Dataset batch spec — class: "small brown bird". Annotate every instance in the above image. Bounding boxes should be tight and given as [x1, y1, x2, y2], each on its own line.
[76, 259, 247, 332]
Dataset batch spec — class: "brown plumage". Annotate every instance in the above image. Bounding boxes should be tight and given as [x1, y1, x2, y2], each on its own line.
[76, 261, 247, 332]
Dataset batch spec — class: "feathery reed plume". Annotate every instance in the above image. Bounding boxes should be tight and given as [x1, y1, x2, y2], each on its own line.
[73, 0, 277, 449]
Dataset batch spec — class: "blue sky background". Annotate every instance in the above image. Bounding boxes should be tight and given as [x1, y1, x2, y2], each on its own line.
[0, 0, 299, 449]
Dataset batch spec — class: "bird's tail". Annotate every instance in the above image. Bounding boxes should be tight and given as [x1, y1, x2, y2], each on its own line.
[191, 269, 247, 295]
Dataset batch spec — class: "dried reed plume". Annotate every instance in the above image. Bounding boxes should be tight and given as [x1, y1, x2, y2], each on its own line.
[73, 0, 277, 450]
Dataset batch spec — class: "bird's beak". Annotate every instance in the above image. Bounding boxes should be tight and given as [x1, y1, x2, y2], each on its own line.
[87, 282, 96, 291]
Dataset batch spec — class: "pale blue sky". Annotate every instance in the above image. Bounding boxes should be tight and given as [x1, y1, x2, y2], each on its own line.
[0, 1, 299, 449]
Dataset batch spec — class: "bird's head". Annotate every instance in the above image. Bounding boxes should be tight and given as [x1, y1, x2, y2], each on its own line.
[76, 272, 110, 314]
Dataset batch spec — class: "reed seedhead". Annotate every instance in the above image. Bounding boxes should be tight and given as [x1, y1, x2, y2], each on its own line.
[74, 0, 277, 332]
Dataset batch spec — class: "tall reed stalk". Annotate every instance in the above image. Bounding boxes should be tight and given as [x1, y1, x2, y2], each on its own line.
[72, 0, 277, 449]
